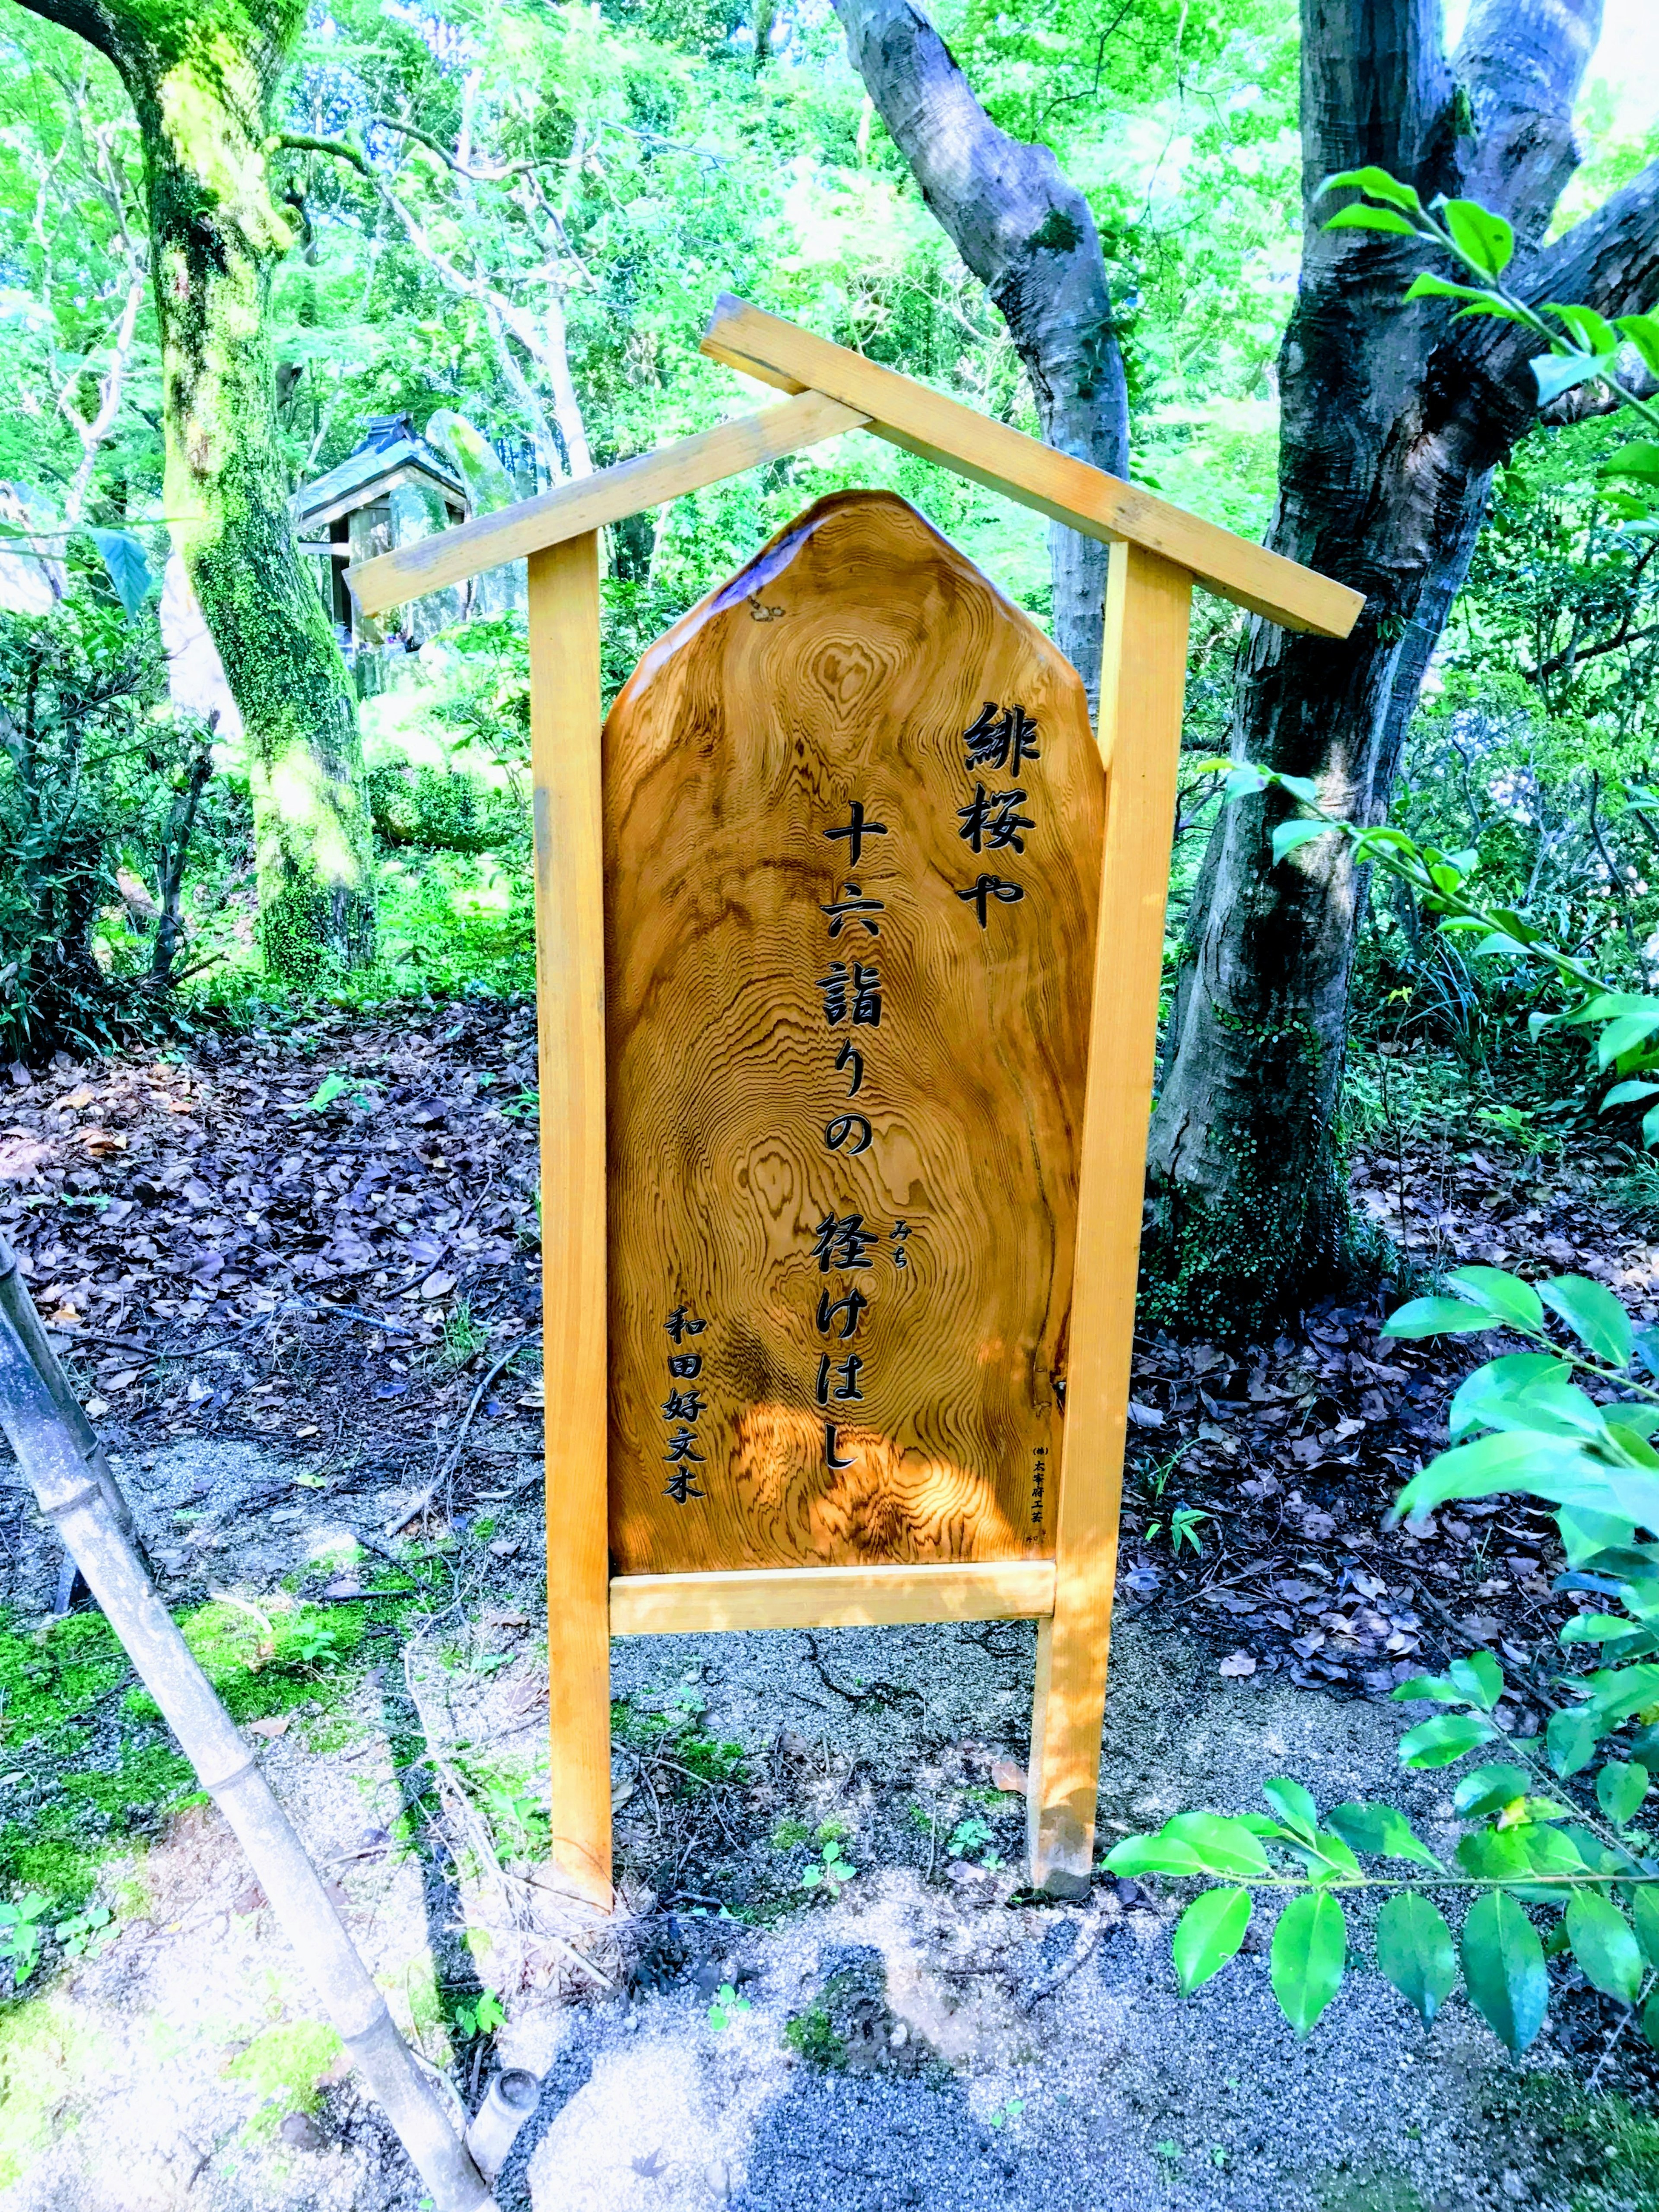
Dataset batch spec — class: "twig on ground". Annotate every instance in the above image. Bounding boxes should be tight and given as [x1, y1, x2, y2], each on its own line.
[385, 1331, 541, 1534]
[1023, 1911, 1107, 2010]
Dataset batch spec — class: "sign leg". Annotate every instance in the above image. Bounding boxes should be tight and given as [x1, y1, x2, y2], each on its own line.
[1028, 542, 1192, 1897]
[530, 534, 614, 1910]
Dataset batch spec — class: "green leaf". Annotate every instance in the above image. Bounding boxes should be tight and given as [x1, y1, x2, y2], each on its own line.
[1522, 1823, 1589, 1880]
[1375, 1893, 1458, 2026]
[1597, 1760, 1649, 1826]
[1160, 1813, 1274, 1878]
[1602, 1081, 1659, 1109]
[1533, 350, 1606, 406]
[1561, 1615, 1651, 1647]
[1403, 270, 1504, 309]
[1449, 1353, 1570, 1440]
[1538, 1277, 1632, 1367]
[1460, 1891, 1549, 2053]
[1273, 773, 1322, 804]
[1449, 1651, 1505, 1712]
[1545, 302, 1621, 357]
[1269, 1892, 1346, 2039]
[1398, 1712, 1500, 1768]
[86, 526, 152, 619]
[1222, 765, 1271, 801]
[1447, 1267, 1543, 1331]
[1597, 1015, 1659, 1067]
[1382, 1297, 1497, 1339]
[1630, 1884, 1659, 1969]
[1325, 1801, 1444, 1872]
[1261, 1778, 1319, 1841]
[1393, 1429, 1597, 1522]
[1320, 167, 1423, 214]
[1587, 1662, 1659, 1723]
[1443, 198, 1515, 276]
[1324, 203, 1419, 236]
[1452, 1764, 1530, 1818]
[1272, 819, 1338, 863]
[1456, 1825, 1533, 1881]
[1618, 317, 1659, 379]
[1546, 1704, 1607, 1778]
[1173, 1887, 1252, 1995]
[1602, 441, 1659, 489]
[1103, 1834, 1208, 1879]
[1566, 1893, 1644, 2005]
[1391, 1671, 1462, 1704]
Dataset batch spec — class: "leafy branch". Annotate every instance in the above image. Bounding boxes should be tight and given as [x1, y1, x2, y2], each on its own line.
[1201, 753, 1659, 1144]
[1319, 168, 1659, 522]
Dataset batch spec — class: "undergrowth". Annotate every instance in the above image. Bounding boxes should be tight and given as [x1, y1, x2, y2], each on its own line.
[0, 1557, 446, 1902]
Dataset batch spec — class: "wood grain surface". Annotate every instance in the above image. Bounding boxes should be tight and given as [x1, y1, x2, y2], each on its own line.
[604, 491, 1104, 1576]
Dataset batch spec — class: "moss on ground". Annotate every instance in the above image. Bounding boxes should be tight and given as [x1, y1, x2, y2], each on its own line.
[0, 1990, 96, 2188]
[225, 2016, 342, 2139]
[0, 1560, 443, 1903]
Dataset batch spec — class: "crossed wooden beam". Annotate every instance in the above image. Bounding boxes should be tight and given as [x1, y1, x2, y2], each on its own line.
[349, 294, 1362, 638]
[349, 298, 1361, 1907]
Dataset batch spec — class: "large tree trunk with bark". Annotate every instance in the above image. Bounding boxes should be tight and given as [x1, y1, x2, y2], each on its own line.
[830, 0, 1129, 708]
[825, 0, 1659, 1336]
[1144, 0, 1659, 1333]
[19, 0, 376, 984]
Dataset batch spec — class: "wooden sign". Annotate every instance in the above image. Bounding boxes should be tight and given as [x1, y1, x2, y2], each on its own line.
[604, 491, 1103, 1577]
[343, 295, 1361, 1908]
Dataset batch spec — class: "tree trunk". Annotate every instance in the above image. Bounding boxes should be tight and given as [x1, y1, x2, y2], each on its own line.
[1142, 0, 1659, 1333]
[829, 0, 1128, 709]
[19, 0, 376, 985]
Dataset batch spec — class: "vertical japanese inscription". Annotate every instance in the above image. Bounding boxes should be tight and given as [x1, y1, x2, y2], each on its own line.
[602, 490, 1105, 1575]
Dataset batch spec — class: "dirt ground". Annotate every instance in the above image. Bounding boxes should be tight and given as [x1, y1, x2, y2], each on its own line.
[4, 1014, 1659, 2210]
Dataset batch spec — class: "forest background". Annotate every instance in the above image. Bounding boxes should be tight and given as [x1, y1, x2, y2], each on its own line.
[3, 0, 1659, 1325]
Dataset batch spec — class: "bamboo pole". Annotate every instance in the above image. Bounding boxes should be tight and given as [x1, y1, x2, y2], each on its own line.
[0, 1236, 492, 2212]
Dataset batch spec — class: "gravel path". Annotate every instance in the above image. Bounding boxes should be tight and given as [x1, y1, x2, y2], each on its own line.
[0, 1441, 1622, 2211]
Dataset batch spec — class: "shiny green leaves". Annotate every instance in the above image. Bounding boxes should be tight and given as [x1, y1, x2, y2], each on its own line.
[1104, 1813, 1271, 1883]
[1173, 1888, 1251, 1996]
[1324, 1802, 1443, 1872]
[1460, 1893, 1549, 2053]
[1270, 1893, 1346, 2038]
[1397, 1713, 1501, 1769]
[1565, 1894, 1644, 2006]
[1375, 1894, 1457, 2025]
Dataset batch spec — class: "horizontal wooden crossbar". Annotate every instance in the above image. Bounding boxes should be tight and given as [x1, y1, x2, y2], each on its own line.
[700, 296, 1363, 638]
[609, 1560, 1057, 1635]
[348, 390, 868, 615]
[347, 298, 1363, 639]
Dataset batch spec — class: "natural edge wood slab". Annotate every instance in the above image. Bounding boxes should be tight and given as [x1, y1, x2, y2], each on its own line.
[604, 489, 1104, 1577]
[611, 1559, 1057, 1634]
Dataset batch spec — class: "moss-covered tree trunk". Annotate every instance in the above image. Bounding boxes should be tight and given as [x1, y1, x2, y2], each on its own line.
[20, 0, 375, 983]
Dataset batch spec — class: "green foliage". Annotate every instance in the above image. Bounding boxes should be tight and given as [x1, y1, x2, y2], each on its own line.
[224, 2018, 343, 2139]
[707, 1980, 750, 2029]
[800, 1837, 855, 1894]
[0, 1894, 48, 1988]
[451, 1986, 506, 2040]
[0, 597, 241, 1060]
[1109, 1261, 1659, 2051]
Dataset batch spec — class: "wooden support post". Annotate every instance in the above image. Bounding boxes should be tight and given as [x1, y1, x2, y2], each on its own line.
[1028, 540, 1192, 1897]
[530, 533, 614, 1910]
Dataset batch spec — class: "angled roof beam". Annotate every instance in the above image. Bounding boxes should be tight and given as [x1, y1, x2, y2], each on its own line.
[347, 389, 867, 617]
[699, 296, 1363, 639]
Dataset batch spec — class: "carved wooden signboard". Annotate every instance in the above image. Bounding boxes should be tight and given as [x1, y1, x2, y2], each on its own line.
[604, 491, 1104, 1578]
[344, 293, 1360, 1904]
